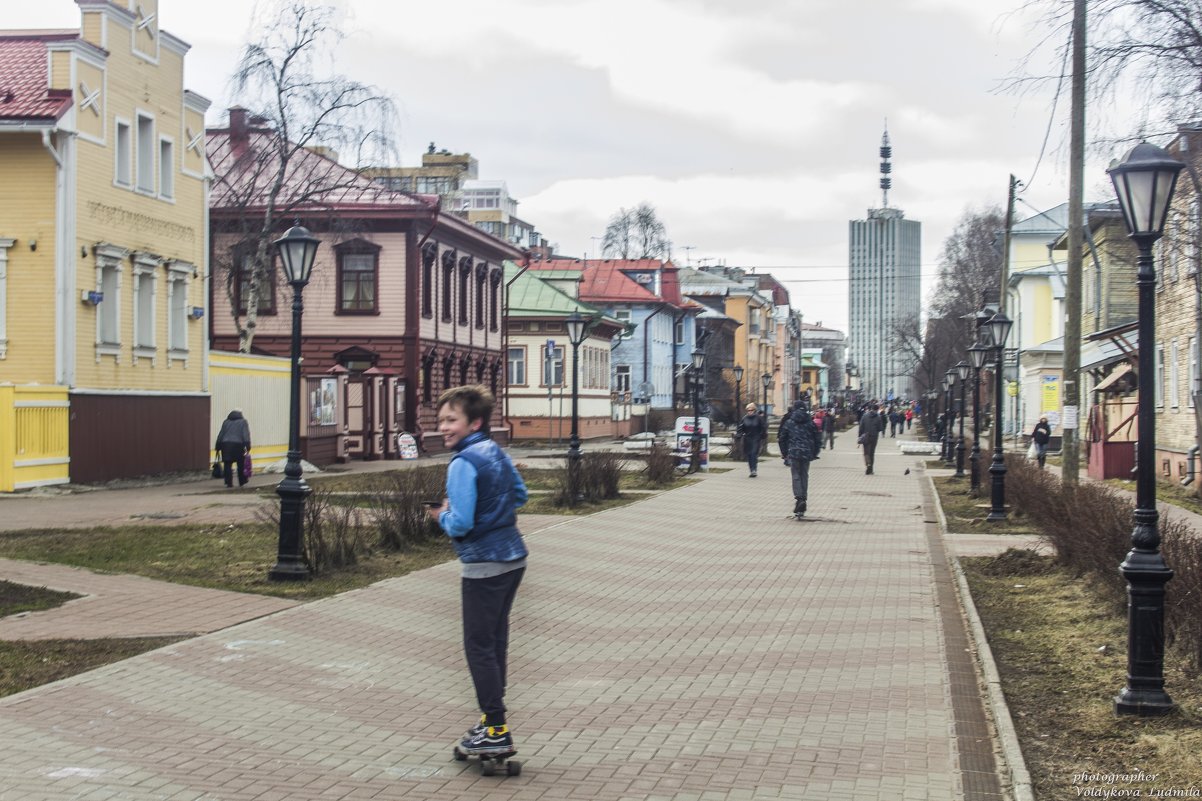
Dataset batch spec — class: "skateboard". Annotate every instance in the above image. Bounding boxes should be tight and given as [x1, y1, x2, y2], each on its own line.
[452, 744, 521, 776]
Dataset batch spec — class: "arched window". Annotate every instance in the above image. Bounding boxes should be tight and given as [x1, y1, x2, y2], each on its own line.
[458, 256, 472, 325]
[489, 271, 502, 332]
[475, 263, 488, 329]
[421, 244, 436, 318]
[441, 251, 455, 322]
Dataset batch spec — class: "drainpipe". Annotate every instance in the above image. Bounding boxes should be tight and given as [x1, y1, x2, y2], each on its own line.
[1182, 445, 1199, 486]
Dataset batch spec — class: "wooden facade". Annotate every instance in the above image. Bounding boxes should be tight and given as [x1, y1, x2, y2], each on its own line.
[68, 392, 209, 484]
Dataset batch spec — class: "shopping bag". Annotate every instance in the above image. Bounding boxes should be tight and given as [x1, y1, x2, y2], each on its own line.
[1026, 442, 1038, 460]
[211, 460, 222, 479]
[241, 453, 253, 480]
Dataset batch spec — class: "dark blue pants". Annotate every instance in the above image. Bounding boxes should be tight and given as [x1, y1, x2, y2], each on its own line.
[462, 567, 524, 726]
[745, 437, 761, 473]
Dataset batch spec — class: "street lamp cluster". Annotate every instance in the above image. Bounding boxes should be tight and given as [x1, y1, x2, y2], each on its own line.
[261, 140, 1185, 717]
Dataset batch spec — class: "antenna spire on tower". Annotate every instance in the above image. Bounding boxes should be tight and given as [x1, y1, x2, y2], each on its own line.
[879, 120, 892, 208]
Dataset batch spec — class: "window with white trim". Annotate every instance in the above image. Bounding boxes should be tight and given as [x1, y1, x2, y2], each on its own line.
[167, 262, 192, 355]
[0, 238, 13, 359]
[1156, 343, 1165, 408]
[1190, 336, 1197, 409]
[1171, 339, 1180, 409]
[614, 309, 632, 339]
[95, 245, 127, 353]
[115, 120, 131, 186]
[543, 344, 564, 387]
[507, 347, 525, 385]
[159, 137, 174, 199]
[136, 113, 155, 194]
[132, 254, 158, 359]
[614, 364, 631, 393]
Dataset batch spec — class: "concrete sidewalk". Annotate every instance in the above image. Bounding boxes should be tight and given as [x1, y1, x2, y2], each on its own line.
[0, 436, 1011, 800]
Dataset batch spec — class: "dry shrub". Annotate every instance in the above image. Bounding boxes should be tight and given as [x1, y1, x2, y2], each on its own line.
[1006, 456, 1202, 670]
[364, 465, 448, 551]
[255, 485, 369, 575]
[644, 442, 678, 486]
[548, 451, 625, 508]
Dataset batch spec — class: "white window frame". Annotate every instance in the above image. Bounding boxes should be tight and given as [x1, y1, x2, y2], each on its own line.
[543, 344, 564, 387]
[614, 309, 633, 339]
[158, 136, 174, 200]
[0, 238, 13, 359]
[166, 260, 193, 362]
[1170, 339, 1180, 409]
[1190, 336, 1198, 409]
[1156, 342, 1165, 408]
[132, 253, 159, 363]
[114, 117, 132, 187]
[94, 244, 128, 360]
[135, 111, 155, 195]
[614, 364, 631, 393]
[506, 346, 526, 386]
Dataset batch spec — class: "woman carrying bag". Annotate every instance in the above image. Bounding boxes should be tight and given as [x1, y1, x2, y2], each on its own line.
[215, 409, 252, 488]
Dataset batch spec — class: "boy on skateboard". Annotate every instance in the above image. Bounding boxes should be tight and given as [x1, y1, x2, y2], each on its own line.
[427, 385, 529, 759]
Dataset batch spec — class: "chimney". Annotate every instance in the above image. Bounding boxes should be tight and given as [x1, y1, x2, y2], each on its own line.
[229, 107, 249, 148]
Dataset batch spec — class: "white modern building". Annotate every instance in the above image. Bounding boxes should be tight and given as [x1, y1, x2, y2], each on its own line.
[848, 129, 921, 401]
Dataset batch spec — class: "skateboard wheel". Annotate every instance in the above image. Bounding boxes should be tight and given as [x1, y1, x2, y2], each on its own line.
[481, 760, 497, 776]
[452, 747, 466, 761]
[506, 760, 522, 776]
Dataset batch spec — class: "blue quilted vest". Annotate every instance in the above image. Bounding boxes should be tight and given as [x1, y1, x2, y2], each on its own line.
[450, 433, 527, 564]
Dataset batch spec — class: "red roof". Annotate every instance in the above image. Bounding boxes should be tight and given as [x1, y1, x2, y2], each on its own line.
[207, 127, 433, 214]
[0, 34, 77, 123]
[527, 258, 694, 308]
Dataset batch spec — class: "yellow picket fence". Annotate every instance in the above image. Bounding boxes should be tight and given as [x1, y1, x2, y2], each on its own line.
[0, 385, 70, 492]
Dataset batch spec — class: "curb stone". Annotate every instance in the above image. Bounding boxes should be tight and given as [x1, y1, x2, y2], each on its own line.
[927, 473, 1036, 801]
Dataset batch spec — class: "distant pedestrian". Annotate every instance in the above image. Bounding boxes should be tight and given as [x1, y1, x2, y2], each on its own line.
[1031, 416, 1052, 469]
[858, 403, 883, 475]
[905, 407, 914, 430]
[821, 407, 836, 449]
[215, 409, 251, 488]
[736, 402, 766, 477]
[779, 401, 821, 518]
[427, 385, 528, 761]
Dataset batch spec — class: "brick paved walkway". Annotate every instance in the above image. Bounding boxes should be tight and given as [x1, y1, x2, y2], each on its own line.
[0, 438, 1004, 800]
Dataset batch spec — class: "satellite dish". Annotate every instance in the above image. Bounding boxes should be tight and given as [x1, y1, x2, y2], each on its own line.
[636, 381, 654, 397]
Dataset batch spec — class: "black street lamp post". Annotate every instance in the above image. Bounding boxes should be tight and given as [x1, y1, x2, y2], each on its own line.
[986, 311, 1014, 522]
[954, 361, 970, 478]
[689, 347, 706, 473]
[1108, 141, 1185, 716]
[269, 224, 320, 582]
[968, 343, 990, 496]
[731, 364, 744, 461]
[565, 310, 590, 502]
[943, 369, 956, 465]
[760, 373, 772, 456]
[925, 390, 939, 441]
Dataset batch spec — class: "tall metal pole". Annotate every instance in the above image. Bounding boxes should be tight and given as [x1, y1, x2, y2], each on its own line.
[1114, 238, 1175, 715]
[690, 372, 702, 473]
[955, 378, 967, 478]
[270, 282, 311, 580]
[568, 337, 582, 502]
[971, 368, 982, 495]
[988, 346, 1008, 522]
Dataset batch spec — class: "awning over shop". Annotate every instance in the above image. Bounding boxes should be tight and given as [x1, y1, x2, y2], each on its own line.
[1093, 363, 1136, 394]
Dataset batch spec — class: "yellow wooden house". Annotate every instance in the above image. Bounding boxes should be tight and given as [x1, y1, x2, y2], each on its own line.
[0, 0, 210, 489]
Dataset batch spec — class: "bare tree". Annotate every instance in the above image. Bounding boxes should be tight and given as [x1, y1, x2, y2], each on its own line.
[602, 202, 669, 259]
[929, 206, 1005, 323]
[210, 1, 398, 351]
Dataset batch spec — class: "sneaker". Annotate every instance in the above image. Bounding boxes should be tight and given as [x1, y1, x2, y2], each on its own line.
[865, 466, 873, 475]
[793, 498, 803, 515]
[749, 471, 757, 478]
[464, 714, 487, 739]
[459, 725, 515, 756]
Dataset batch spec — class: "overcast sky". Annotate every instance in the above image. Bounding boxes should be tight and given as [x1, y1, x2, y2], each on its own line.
[16, 0, 1142, 333]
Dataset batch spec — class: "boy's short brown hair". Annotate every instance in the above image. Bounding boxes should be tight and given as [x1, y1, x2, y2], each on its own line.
[437, 384, 494, 432]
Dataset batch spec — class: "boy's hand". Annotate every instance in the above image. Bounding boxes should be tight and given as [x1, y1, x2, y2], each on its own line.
[425, 499, 448, 520]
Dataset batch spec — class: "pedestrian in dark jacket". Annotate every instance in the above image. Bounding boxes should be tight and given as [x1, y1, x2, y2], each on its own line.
[821, 407, 836, 449]
[1031, 416, 1052, 469]
[858, 404, 883, 475]
[779, 401, 821, 517]
[736, 402, 766, 477]
[215, 409, 251, 488]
